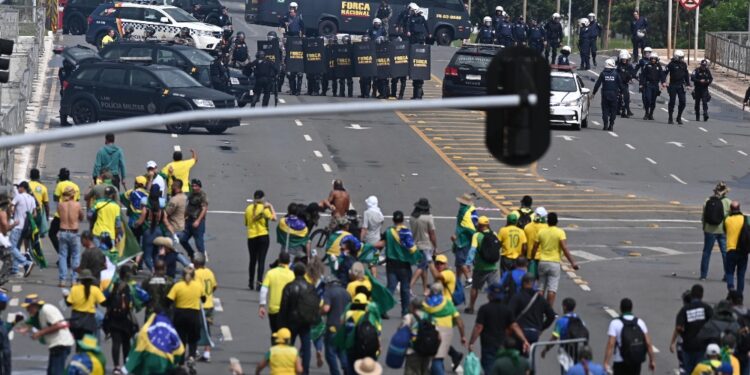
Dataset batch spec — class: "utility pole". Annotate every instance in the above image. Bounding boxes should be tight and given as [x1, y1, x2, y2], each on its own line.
[605, 0, 612, 49]
[636, 0, 640, 12]
[667, 0, 672, 60]
[567, 0, 572, 47]
[593, 0, 598, 19]
[694, 6, 699, 59]
[557, 0, 561, 13]
[523, 0, 527, 20]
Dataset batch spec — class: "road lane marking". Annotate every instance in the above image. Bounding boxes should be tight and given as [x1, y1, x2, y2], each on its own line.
[580, 285, 591, 291]
[294, 119, 303, 126]
[592, 120, 600, 126]
[681, 118, 690, 123]
[213, 298, 223, 312]
[570, 250, 607, 261]
[603, 307, 619, 318]
[739, 151, 748, 156]
[666, 141, 684, 148]
[278, 98, 286, 104]
[313, 150, 323, 158]
[9, 298, 18, 307]
[698, 127, 708, 132]
[670, 174, 688, 185]
[645, 157, 657, 165]
[221, 325, 233, 341]
[11, 285, 21, 293]
[608, 132, 618, 138]
[661, 108, 668, 112]
[303, 134, 312, 141]
[174, 145, 181, 152]
[587, 69, 598, 75]
[719, 138, 728, 144]
[625, 246, 683, 255]
[171, 134, 178, 138]
[322, 163, 332, 172]
[625, 144, 636, 150]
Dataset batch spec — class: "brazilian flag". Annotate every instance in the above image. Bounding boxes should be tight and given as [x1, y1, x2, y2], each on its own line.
[276, 216, 310, 251]
[116, 222, 142, 266]
[125, 313, 185, 374]
[365, 269, 395, 313]
[25, 212, 46, 268]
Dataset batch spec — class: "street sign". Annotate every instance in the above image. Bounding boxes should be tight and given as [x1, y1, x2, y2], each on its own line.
[679, 0, 701, 11]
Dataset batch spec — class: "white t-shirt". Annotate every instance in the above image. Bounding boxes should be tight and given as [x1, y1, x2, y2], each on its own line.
[152, 174, 167, 199]
[363, 208, 384, 245]
[607, 315, 649, 363]
[38, 303, 75, 349]
[12, 192, 36, 231]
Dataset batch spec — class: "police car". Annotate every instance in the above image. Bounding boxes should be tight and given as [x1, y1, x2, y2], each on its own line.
[86, 2, 223, 50]
[549, 68, 591, 130]
[59, 59, 240, 134]
[442, 43, 502, 97]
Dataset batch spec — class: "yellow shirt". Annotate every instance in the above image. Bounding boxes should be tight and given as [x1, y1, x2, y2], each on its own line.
[725, 214, 745, 251]
[101, 34, 114, 48]
[262, 265, 295, 314]
[163, 159, 196, 193]
[537, 226, 567, 263]
[54, 180, 81, 201]
[195, 268, 217, 309]
[498, 225, 527, 259]
[691, 359, 722, 375]
[167, 279, 205, 310]
[245, 203, 273, 238]
[66, 284, 106, 314]
[267, 344, 298, 375]
[441, 269, 456, 302]
[347, 279, 372, 298]
[28, 181, 49, 206]
[524, 222, 548, 259]
[731, 354, 740, 375]
[92, 200, 121, 238]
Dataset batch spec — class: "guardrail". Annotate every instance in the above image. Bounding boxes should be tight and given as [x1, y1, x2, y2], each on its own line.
[705, 32, 750, 77]
[529, 337, 588, 374]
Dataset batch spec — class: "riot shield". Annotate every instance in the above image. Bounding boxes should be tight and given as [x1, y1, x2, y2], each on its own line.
[409, 44, 431, 80]
[285, 36, 305, 73]
[390, 40, 409, 78]
[353, 41, 376, 78]
[376, 41, 391, 79]
[304, 37, 326, 75]
[334, 44, 353, 79]
[257, 39, 281, 69]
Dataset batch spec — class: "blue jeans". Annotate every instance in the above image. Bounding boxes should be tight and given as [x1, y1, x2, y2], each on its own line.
[431, 358, 445, 375]
[292, 327, 311, 375]
[48, 345, 71, 375]
[701, 232, 727, 279]
[726, 251, 749, 292]
[179, 219, 205, 259]
[682, 350, 703, 374]
[10, 227, 30, 273]
[325, 331, 348, 375]
[141, 229, 162, 271]
[481, 346, 497, 375]
[57, 231, 81, 282]
[386, 261, 412, 316]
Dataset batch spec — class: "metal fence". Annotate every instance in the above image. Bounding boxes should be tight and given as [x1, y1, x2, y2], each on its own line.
[528, 338, 588, 374]
[705, 32, 750, 76]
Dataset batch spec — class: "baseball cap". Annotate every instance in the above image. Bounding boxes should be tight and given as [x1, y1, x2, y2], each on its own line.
[478, 216, 490, 225]
[507, 212, 519, 224]
[21, 294, 44, 307]
[706, 343, 721, 356]
[273, 328, 292, 343]
[534, 207, 548, 218]
[146, 160, 158, 169]
[135, 176, 147, 186]
[353, 293, 368, 305]
[486, 281, 504, 299]
[435, 254, 448, 264]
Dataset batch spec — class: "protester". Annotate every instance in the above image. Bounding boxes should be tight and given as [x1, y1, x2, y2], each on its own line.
[10, 182, 36, 277]
[77, 231, 105, 284]
[140, 259, 173, 319]
[401, 297, 433, 375]
[452, 193, 477, 286]
[701, 182, 731, 281]
[90, 186, 122, 251]
[510, 274, 555, 348]
[136, 185, 169, 272]
[531, 212, 579, 306]
[724, 201, 747, 292]
[245, 190, 277, 290]
[104, 265, 139, 373]
[524, 207, 548, 275]
[423, 282, 466, 375]
[322, 275, 351, 375]
[65, 334, 106, 375]
[20, 294, 75, 374]
[167, 263, 205, 364]
[194, 253, 217, 362]
[566, 346, 606, 375]
[464, 216, 499, 314]
[162, 149, 199, 194]
[0, 291, 18, 375]
[384, 211, 418, 317]
[51, 167, 81, 254]
[489, 337, 530, 375]
[57, 186, 83, 286]
[28, 168, 49, 221]
[65, 269, 105, 340]
[603, 298, 656, 375]
[410, 197, 437, 294]
[259, 252, 294, 334]
[255, 328, 304, 374]
[180, 179, 208, 259]
[92, 133, 126, 190]
[498, 212, 527, 273]
[279, 262, 318, 375]
[541, 297, 589, 372]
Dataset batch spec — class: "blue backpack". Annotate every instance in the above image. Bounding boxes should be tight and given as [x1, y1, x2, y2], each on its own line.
[386, 325, 411, 369]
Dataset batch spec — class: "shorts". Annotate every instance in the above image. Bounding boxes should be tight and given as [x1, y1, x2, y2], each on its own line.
[472, 268, 499, 290]
[454, 247, 469, 268]
[537, 261, 561, 293]
[500, 257, 516, 273]
[417, 248, 434, 270]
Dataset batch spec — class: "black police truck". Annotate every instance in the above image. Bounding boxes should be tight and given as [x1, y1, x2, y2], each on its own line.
[246, 0, 470, 45]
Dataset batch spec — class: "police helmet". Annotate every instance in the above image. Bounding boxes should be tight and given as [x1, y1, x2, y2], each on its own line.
[495, 6, 503, 12]
[588, 13, 596, 19]
[408, 2, 418, 11]
[289, 1, 298, 8]
[267, 31, 278, 40]
[580, 18, 589, 27]
[552, 13, 561, 20]
[236, 31, 245, 39]
[649, 53, 659, 61]
[181, 27, 190, 34]
[373, 18, 382, 25]
[701, 59, 709, 66]
[126, 25, 134, 33]
[673, 49, 685, 60]
[605, 58, 616, 69]
[483, 16, 492, 25]
[416, 8, 424, 14]
[256, 50, 266, 59]
[145, 26, 155, 36]
[342, 35, 351, 44]
[562, 45, 571, 53]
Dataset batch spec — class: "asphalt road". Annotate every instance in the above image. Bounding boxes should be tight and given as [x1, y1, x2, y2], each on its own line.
[5, 3, 750, 374]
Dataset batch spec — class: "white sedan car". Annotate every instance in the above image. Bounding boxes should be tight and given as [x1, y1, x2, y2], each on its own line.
[550, 70, 591, 130]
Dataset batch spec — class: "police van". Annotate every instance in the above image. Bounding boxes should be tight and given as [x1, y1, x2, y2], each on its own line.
[86, 2, 224, 50]
[245, 0, 470, 45]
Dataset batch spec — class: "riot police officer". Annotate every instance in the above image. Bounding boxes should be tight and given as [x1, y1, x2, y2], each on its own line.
[174, 27, 195, 47]
[393, 3, 412, 41]
[639, 53, 664, 120]
[544, 13, 563, 65]
[665, 49, 690, 124]
[210, 53, 230, 92]
[557, 45, 572, 65]
[587, 13, 602, 67]
[630, 10, 648, 61]
[578, 18, 591, 70]
[359, 36, 374, 98]
[219, 29, 233, 55]
[492, 6, 504, 30]
[376, 0, 392, 37]
[616, 50, 636, 118]
[247, 51, 279, 107]
[527, 18, 545, 54]
[633, 46, 652, 75]
[374, 36, 389, 99]
[593, 58, 623, 131]
[691, 59, 713, 121]
[495, 12, 513, 47]
[511, 16, 527, 46]
[122, 26, 135, 40]
[218, 7, 232, 28]
[338, 35, 354, 98]
[231, 32, 249, 68]
[368, 18, 387, 40]
[407, 7, 430, 44]
[266, 31, 286, 93]
[144, 26, 158, 41]
[478, 16, 495, 44]
[321, 35, 338, 96]
[281, 2, 304, 37]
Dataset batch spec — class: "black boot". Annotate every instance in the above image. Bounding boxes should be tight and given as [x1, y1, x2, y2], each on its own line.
[643, 111, 649, 120]
[677, 110, 684, 124]
[696, 112, 700, 121]
[627, 109, 634, 117]
[704, 114, 709, 122]
[668, 114, 673, 124]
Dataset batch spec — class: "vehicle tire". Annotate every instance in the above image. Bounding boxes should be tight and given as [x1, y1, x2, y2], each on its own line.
[67, 15, 86, 35]
[206, 125, 228, 134]
[71, 100, 98, 124]
[581, 116, 588, 128]
[434, 27, 453, 46]
[237, 100, 248, 108]
[164, 105, 192, 134]
[309, 228, 329, 260]
[318, 19, 338, 36]
[572, 120, 581, 131]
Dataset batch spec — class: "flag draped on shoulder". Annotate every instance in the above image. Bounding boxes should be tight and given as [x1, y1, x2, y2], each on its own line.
[365, 269, 395, 313]
[125, 313, 185, 375]
[325, 230, 352, 257]
[276, 216, 310, 250]
[25, 212, 46, 268]
[116, 222, 142, 266]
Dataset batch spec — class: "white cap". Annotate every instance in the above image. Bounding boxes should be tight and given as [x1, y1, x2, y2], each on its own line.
[483, 16, 491, 23]
[495, 5, 503, 11]
[605, 58, 616, 69]
[373, 18, 381, 24]
[619, 51, 630, 59]
[650, 53, 659, 60]
[706, 344, 721, 356]
[146, 160, 158, 169]
[644, 46, 653, 52]
[289, 1, 298, 7]
[534, 207, 548, 218]
[408, 2, 418, 10]
[552, 12, 560, 19]
[588, 13, 595, 18]
[562, 45, 571, 52]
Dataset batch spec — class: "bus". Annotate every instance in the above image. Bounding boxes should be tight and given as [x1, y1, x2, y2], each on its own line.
[245, 0, 471, 45]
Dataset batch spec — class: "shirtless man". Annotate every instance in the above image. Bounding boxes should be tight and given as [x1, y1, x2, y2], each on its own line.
[56, 187, 83, 286]
[320, 179, 350, 220]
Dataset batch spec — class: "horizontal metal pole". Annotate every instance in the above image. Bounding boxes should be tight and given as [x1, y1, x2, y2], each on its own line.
[0, 94, 536, 149]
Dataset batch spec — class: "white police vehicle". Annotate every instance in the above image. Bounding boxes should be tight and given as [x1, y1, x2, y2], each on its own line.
[549, 69, 591, 130]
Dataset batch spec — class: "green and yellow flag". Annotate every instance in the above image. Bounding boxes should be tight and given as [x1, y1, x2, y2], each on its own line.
[125, 313, 185, 375]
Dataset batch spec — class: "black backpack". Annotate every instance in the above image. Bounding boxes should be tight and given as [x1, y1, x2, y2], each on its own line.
[353, 316, 380, 359]
[479, 232, 501, 263]
[704, 196, 725, 226]
[413, 318, 440, 357]
[516, 209, 533, 229]
[563, 316, 589, 341]
[292, 285, 321, 326]
[618, 317, 647, 364]
[501, 272, 518, 301]
[738, 216, 750, 256]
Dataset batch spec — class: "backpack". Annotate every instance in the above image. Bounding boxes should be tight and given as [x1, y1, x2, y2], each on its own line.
[478, 232, 501, 263]
[563, 316, 589, 341]
[517, 209, 533, 229]
[292, 285, 321, 326]
[704, 196, 726, 226]
[501, 272, 518, 301]
[353, 317, 380, 359]
[413, 317, 441, 357]
[738, 216, 750, 256]
[618, 317, 647, 364]
[385, 325, 411, 369]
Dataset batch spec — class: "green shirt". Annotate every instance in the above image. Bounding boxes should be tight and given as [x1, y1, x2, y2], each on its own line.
[470, 230, 498, 272]
[703, 196, 731, 234]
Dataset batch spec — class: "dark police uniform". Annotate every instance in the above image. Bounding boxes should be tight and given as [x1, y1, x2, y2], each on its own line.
[321, 41, 338, 96]
[665, 58, 690, 124]
[616, 60, 636, 117]
[557, 53, 571, 66]
[376, 2, 392, 37]
[408, 13, 429, 44]
[247, 55, 279, 107]
[338, 40, 354, 98]
[578, 24, 592, 69]
[492, 13, 504, 31]
[210, 57, 230, 92]
[511, 19, 527, 46]
[496, 18, 513, 47]
[281, 11, 304, 37]
[544, 19, 563, 64]
[477, 25, 495, 44]
[630, 16, 648, 61]
[393, 6, 410, 40]
[587, 20, 602, 66]
[638, 60, 664, 120]
[691, 66, 713, 121]
[527, 24, 545, 54]
[232, 39, 249, 67]
[593, 67, 623, 131]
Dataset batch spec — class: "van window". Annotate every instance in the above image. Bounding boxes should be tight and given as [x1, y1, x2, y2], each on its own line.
[117, 7, 143, 20]
[157, 49, 187, 66]
[127, 47, 153, 58]
[99, 68, 127, 85]
[74, 67, 101, 82]
[100, 46, 125, 60]
[143, 8, 167, 22]
[129, 69, 159, 88]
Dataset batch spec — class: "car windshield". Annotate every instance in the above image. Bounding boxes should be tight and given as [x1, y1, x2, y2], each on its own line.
[163, 7, 198, 22]
[551, 76, 578, 92]
[152, 69, 202, 88]
[180, 48, 214, 66]
[452, 53, 493, 70]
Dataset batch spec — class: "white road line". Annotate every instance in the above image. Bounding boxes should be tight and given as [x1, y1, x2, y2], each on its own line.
[221, 325, 233, 341]
[698, 127, 708, 132]
[579, 285, 591, 291]
[739, 151, 748, 156]
[570, 250, 607, 261]
[213, 298, 223, 312]
[625, 246, 684, 255]
[322, 163, 332, 172]
[313, 150, 323, 158]
[587, 69, 598, 75]
[303, 134, 312, 141]
[645, 157, 657, 165]
[294, 119, 303, 126]
[592, 120, 600, 126]
[670, 174, 688, 185]
[278, 98, 286, 104]
[603, 307, 619, 318]
[566, 271, 578, 278]
[681, 118, 690, 123]
[608, 132, 618, 138]
[171, 134, 178, 138]
[629, 90, 635, 95]
[173, 145, 181, 152]
[660, 108, 668, 112]
[11, 285, 21, 293]
[719, 138, 728, 144]
[652, 346, 660, 353]
[625, 143, 636, 150]
[9, 298, 18, 307]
